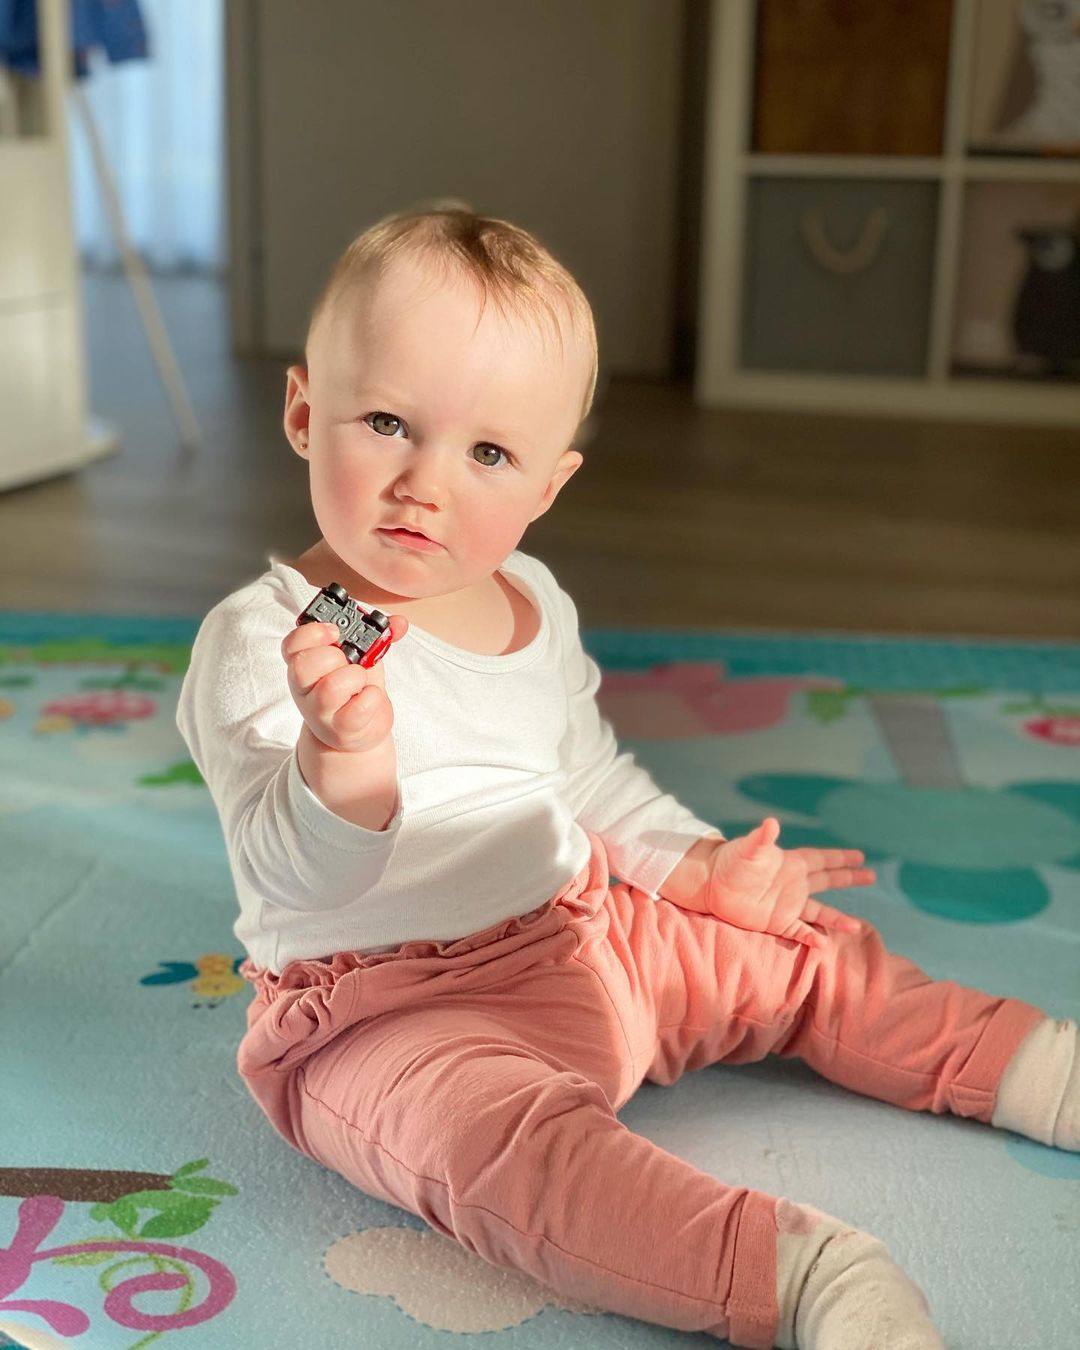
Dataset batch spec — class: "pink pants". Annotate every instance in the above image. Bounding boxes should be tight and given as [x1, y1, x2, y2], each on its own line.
[236, 831, 1045, 1348]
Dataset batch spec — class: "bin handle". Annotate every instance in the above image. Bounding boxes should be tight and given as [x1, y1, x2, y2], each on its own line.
[800, 207, 891, 275]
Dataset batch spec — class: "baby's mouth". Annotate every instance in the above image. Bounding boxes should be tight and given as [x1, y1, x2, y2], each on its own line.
[378, 525, 442, 548]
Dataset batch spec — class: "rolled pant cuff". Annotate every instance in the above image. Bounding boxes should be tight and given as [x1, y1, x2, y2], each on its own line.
[725, 1189, 780, 1348]
[945, 997, 1047, 1122]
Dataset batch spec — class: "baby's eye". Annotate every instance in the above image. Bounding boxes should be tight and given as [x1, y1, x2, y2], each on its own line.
[366, 411, 405, 437]
[362, 412, 512, 470]
[472, 444, 512, 470]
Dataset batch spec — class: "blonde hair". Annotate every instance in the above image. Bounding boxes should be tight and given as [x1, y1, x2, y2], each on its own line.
[305, 196, 600, 433]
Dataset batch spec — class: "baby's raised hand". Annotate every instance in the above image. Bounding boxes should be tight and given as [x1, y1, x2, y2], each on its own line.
[281, 616, 409, 755]
[704, 817, 874, 949]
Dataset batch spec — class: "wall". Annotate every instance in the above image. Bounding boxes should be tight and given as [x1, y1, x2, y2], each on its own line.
[227, 0, 689, 378]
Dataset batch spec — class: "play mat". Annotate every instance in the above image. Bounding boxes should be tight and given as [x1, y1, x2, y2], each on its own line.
[1, 609, 1078, 1349]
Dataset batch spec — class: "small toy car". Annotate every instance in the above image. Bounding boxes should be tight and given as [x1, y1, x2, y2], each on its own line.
[296, 583, 393, 668]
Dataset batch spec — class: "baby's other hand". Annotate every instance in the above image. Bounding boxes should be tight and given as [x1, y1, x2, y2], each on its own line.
[706, 818, 868, 949]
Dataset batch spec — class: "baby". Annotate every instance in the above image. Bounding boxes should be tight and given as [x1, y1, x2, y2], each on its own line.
[175, 200, 1079, 1349]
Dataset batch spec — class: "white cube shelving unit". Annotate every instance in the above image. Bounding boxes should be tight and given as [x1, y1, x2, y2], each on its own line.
[696, 0, 1080, 426]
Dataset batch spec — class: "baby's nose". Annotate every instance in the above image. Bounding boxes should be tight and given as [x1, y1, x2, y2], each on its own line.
[397, 464, 446, 504]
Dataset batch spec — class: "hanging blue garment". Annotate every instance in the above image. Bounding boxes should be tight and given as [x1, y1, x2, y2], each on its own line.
[0, 0, 148, 79]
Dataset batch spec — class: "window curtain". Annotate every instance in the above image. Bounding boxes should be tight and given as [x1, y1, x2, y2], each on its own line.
[69, 0, 225, 273]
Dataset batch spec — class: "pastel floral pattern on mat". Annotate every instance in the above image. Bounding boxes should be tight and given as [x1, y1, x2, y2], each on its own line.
[596, 662, 842, 736]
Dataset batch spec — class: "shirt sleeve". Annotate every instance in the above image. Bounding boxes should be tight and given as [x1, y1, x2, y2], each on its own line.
[548, 572, 724, 899]
[175, 593, 402, 913]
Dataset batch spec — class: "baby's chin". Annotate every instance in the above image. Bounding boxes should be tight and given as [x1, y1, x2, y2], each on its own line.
[324, 540, 475, 609]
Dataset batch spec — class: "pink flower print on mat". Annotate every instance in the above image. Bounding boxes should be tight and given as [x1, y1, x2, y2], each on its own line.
[36, 691, 157, 735]
[596, 661, 842, 738]
[1025, 716, 1080, 748]
[999, 695, 1080, 748]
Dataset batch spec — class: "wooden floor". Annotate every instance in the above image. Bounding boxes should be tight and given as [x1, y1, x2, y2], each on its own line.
[2, 270, 1079, 640]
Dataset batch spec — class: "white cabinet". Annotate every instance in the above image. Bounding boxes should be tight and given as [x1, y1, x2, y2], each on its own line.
[0, 0, 116, 491]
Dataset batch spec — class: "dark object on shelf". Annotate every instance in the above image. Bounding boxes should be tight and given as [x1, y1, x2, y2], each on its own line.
[752, 0, 953, 156]
[296, 584, 393, 668]
[1012, 217, 1080, 374]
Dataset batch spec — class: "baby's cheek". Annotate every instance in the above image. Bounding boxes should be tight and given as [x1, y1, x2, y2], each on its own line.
[457, 501, 531, 562]
[313, 453, 368, 501]
[310, 463, 378, 540]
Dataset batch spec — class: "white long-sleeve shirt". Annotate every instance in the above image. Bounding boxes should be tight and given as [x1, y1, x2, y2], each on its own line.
[175, 549, 720, 973]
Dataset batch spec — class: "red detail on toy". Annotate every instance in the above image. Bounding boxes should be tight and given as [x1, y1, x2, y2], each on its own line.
[359, 630, 392, 668]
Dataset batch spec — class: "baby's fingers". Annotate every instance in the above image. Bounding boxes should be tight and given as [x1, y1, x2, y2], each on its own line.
[805, 863, 877, 892]
[786, 921, 826, 950]
[282, 621, 341, 661]
[333, 689, 382, 737]
[310, 662, 373, 716]
[385, 614, 409, 644]
[287, 642, 347, 699]
[735, 817, 781, 861]
[802, 897, 863, 934]
[330, 678, 392, 751]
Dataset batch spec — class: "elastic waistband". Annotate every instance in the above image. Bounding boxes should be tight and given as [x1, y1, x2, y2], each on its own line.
[236, 833, 613, 1080]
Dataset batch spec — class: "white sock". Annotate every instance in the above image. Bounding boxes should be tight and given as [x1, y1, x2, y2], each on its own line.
[990, 1016, 1079, 1151]
[772, 1198, 945, 1350]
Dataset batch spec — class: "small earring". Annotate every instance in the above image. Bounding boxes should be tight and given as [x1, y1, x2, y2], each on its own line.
[298, 433, 308, 449]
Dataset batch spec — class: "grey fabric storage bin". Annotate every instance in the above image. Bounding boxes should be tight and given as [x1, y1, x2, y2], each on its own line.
[741, 178, 938, 376]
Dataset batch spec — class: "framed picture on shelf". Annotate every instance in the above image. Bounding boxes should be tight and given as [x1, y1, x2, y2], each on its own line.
[969, 0, 1080, 156]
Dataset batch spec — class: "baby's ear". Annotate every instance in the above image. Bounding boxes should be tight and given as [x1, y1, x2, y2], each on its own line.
[284, 363, 310, 405]
[283, 365, 311, 456]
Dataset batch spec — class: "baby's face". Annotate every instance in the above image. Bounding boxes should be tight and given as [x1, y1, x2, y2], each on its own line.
[284, 256, 589, 606]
